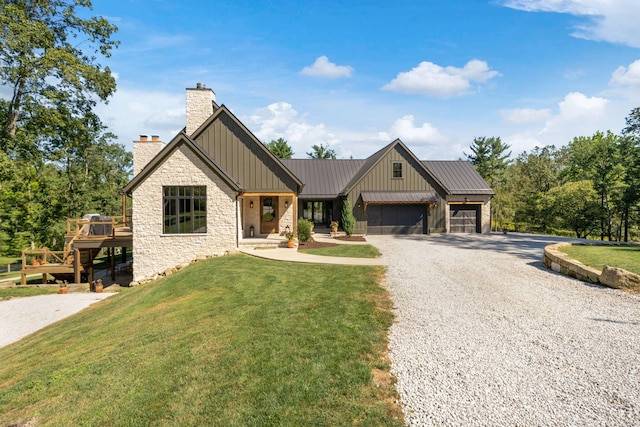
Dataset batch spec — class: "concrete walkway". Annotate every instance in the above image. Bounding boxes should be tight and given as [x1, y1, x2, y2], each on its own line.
[239, 233, 386, 266]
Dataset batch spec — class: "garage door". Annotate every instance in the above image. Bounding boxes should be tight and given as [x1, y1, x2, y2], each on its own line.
[367, 204, 426, 235]
[449, 205, 479, 233]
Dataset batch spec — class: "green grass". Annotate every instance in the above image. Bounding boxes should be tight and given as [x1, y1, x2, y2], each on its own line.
[0, 286, 58, 301]
[299, 244, 381, 258]
[0, 256, 21, 265]
[0, 254, 403, 426]
[559, 245, 640, 275]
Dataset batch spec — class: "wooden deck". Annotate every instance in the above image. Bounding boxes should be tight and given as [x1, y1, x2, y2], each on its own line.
[21, 216, 133, 286]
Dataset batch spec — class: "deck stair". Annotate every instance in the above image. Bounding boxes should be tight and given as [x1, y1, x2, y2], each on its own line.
[20, 215, 132, 286]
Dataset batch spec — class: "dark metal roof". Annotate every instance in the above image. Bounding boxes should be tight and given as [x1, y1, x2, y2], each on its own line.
[281, 159, 365, 198]
[422, 161, 494, 195]
[361, 191, 437, 204]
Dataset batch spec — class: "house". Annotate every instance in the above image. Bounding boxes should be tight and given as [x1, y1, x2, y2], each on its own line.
[123, 84, 493, 281]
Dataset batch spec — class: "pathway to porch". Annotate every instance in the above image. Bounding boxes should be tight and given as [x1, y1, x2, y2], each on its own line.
[239, 232, 386, 266]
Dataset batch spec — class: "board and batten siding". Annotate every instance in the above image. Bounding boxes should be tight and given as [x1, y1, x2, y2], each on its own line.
[194, 112, 299, 193]
[346, 145, 447, 234]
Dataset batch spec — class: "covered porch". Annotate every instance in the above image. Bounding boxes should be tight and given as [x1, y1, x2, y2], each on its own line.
[239, 192, 297, 239]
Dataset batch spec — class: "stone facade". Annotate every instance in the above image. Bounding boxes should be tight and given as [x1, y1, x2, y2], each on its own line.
[186, 85, 215, 136]
[131, 143, 237, 281]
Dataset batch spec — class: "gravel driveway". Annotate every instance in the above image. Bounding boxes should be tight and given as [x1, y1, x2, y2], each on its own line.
[0, 293, 114, 348]
[368, 233, 640, 426]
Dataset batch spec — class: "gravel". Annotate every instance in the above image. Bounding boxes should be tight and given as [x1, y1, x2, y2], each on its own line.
[369, 233, 640, 426]
[0, 293, 114, 348]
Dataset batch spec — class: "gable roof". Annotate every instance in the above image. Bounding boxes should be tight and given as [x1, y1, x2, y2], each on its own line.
[190, 104, 303, 193]
[340, 139, 448, 196]
[122, 132, 242, 194]
[422, 161, 494, 195]
[281, 159, 365, 198]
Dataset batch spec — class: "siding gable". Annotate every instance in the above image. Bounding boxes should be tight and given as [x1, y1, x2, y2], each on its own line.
[344, 139, 448, 197]
[192, 107, 301, 193]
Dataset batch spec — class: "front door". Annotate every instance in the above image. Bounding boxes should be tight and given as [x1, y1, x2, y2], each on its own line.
[260, 196, 278, 234]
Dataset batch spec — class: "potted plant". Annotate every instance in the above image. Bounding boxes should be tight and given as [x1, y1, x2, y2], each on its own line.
[286, 232, 296, 248]
[330, 221, 339, 233]
[58, 283, 68, 294]
[93, 279, 103, 293]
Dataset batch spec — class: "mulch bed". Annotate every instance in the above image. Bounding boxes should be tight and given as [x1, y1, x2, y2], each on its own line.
[334, 235, 367, 242]
[297, 239, 338, 249]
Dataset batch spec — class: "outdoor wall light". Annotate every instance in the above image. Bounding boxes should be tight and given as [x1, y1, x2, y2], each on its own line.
[285, 225, 290, 234]
[285, 200, 289, 208]
[250, 201, 254, 208]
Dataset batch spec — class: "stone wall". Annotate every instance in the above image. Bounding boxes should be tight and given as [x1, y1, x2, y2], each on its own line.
[543, 242, 640, 289]
[131, 143, 237, 282]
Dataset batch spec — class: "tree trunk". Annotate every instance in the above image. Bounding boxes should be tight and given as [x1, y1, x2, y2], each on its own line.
[2, 77, 26, 143]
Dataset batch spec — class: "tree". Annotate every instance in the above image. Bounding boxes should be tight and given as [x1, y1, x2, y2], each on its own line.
[265, 137, 293, 159]
[620, 108, 640, 241]
[543, 180, 601, 238]
[341, 199, 355, 235]
[465, 136, 511, 231]
[562, 131, 626, 240]
[0, 0, 118, 147]
[307, 143, 336, 159]
[464, 136, 511, 188]
[511, 145, 564, 232]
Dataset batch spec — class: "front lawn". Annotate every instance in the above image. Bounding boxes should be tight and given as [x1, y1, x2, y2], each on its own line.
[559, 244, 640, 275]
[299, 244, 381, 258]
[0, 254, 402, 426]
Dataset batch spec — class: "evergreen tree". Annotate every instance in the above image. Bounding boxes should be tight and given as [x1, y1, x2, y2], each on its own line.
[265, 137, 294, 159]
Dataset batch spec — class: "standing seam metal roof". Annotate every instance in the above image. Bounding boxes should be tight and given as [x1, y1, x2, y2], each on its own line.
[281, 159, 365, 198]
[422, 161, 494, 195]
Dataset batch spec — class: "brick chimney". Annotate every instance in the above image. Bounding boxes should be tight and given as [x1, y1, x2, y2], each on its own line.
[133, 134, 165, 176]
[186, 83, 216, 136]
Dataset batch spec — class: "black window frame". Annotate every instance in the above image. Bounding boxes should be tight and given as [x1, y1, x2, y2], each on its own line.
[163, 186, 207, 234]
[392, 162, 403, 179]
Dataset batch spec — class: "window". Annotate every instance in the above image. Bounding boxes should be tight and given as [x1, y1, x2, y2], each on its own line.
[393, 162, 403, 178]
[163, 186, 207, 234]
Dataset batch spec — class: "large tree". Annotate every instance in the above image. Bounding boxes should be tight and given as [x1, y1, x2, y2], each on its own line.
[465, 136, 511, 188]
[307, 143, 336, 159]
[0, 0, 118, 149]
[265, 137, 294, 159]
[620, 108, 640, 241]
[562, 131, 626, 240]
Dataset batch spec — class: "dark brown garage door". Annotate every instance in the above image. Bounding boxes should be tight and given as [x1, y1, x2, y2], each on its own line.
[367, 204, 426, 235]
[449, 204, 480, 233]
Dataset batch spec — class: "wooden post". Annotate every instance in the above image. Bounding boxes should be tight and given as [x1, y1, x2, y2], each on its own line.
[74, 248, 81, 284]
[121, 247, 127, 263]
[111, 247, 116, 281]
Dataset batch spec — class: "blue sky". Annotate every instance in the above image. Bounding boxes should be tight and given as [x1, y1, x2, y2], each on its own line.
[88, 0, 640, 160]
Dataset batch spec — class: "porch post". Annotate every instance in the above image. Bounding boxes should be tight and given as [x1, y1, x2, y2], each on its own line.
[292, 193, 298, 236]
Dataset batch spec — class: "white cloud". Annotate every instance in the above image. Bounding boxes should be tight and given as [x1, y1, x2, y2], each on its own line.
[540, 92, 610, 139]
[382, 59, 499, 97]
[501, 107, 552, 124]
[245, 102, 338, 157]
[95, 87, 185, 150]
[610, 59, 640, 87]
[299, 56, 354, 79]
[377, 115, 447, 145]
[502, 0, 640, 47]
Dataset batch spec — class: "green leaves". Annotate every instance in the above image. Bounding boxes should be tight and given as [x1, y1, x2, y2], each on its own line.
[265, 137, 294, 159]
[307, 143, 337, 159]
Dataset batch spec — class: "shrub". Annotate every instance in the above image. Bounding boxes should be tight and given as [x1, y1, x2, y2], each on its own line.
[341, 199, 356, 235]
[297, 218, 313, 243]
